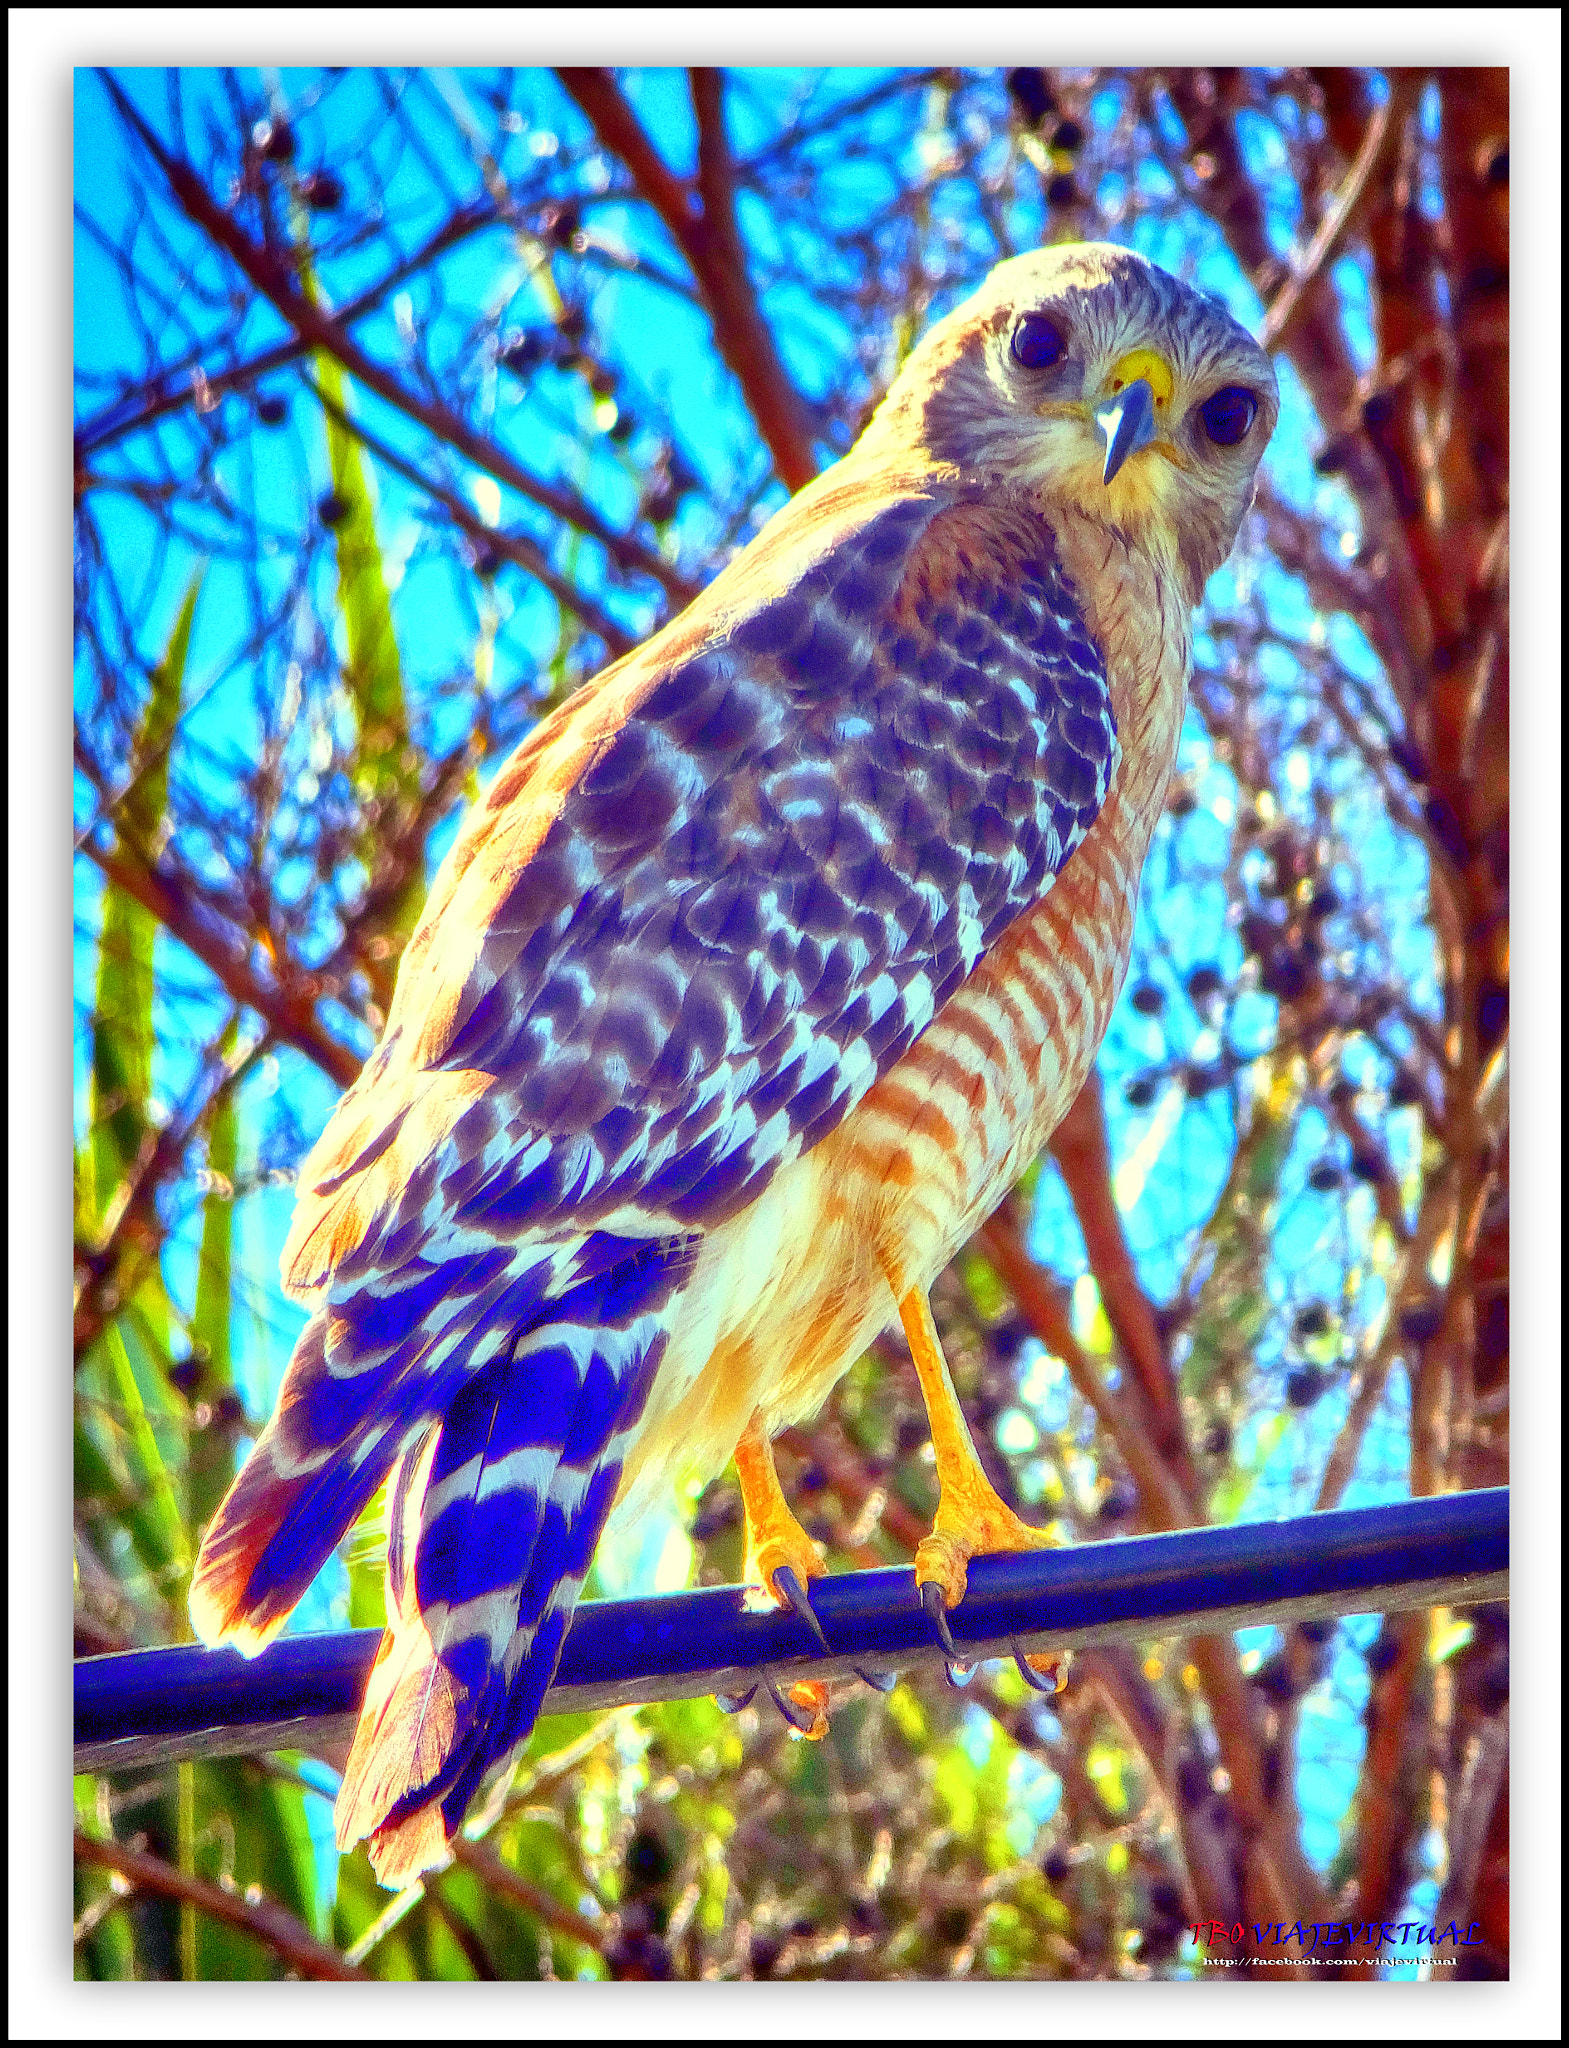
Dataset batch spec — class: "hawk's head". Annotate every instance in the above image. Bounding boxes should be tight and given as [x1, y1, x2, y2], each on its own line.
[861, 242, 1278, 604]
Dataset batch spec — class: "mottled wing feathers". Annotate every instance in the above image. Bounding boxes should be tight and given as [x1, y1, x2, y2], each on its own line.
[283, 479, 1118, 1302]
[280, 1067, 495, 1299]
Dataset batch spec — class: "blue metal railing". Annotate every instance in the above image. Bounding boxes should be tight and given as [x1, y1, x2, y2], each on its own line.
[75, 1487, 1508, 1773]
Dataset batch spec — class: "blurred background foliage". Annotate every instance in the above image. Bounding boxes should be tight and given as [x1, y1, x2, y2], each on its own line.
[73, 64, 1508, 1980]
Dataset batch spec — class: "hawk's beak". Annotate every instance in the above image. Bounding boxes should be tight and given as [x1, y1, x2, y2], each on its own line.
[1094, 347, 1176, 484]
[1096, 379, 1158, 484]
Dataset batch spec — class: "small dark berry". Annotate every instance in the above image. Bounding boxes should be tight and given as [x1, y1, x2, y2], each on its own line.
[625, 1826, 673, 1890]
[499, 330, 551, 374]
[167, 1356, 204, 1396]
[1006, 69, 1055, 125]
[1476, 979, 1508, 1051]
[1286, 1365, 1324, 1408]
[1240, 912, 1278, 958]
[252, 117, 296, 163]
[1387, 733, 1427, 785]
[300, 169, 344, 211]
[1184, 1060, 1229, 1099]
[1260, 950, 1309, 1002]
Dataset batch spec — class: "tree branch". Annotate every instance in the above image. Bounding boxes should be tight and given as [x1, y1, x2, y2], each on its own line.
[96, 71, 696, 608]
[451, 1838, 609, 1953]
[74, 1829, 367, 1980]
[74, 199, 500, 462]
[1261, 84, 1404, 352]
[976, 1203, 1192, 1532]
[305, 374, 637, 657]
[1047, 1075, 1191, 1474]
[80, 838, 363, 1089]
[1156, 69, 1434, 690]
[558, 68, 820, 492]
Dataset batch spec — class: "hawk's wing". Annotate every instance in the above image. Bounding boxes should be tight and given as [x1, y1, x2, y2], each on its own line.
[284, 476, 1119, 1299]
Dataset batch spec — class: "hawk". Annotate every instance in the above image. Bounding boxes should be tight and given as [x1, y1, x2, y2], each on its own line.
[191, 242, 1277, 1887]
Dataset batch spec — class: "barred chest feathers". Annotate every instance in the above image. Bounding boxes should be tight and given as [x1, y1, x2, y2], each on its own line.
[608, 510, 1188, 1541]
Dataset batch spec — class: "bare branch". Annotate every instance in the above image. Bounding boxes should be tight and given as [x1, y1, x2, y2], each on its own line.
[74, 199, 500, 462]
[95, 71, 697, 607]
[74, 1829, 367, 1980]
[1261, 84, 1405, 352]
[558, 67, 820, 492]
[79, 837, 362, 1089]
[305, 374, 638, 656]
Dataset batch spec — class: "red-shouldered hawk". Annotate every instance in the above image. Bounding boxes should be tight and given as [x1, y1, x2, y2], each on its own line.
[191, 243, 1277, 1887]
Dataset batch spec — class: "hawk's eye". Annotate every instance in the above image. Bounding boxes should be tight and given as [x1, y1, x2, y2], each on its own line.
[1011, 312, 1066, 370]
[1199, 386, 1258, 447]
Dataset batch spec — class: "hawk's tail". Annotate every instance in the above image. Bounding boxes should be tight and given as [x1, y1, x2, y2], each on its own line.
[330, 1239, 688, 1889]
[189, 1235, 688, 1889]
[189, 1246, 557, 1655]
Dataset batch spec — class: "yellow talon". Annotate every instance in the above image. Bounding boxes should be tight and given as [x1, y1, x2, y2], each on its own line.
[913, 1495, 1058, 1613]
[734, 1414, 836, 1735]
[784, 1679, 830, 1741]
[1022, 1651, 1068, 1693]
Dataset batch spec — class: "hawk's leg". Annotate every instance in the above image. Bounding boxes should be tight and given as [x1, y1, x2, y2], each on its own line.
[735, 1412, 827, 1614]
[731, 1413, 830, 1740]
[895, 1282, 1065, 1689]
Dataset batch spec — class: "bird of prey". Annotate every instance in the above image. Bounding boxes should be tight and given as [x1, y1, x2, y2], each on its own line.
[190, 241, 1277, 1888]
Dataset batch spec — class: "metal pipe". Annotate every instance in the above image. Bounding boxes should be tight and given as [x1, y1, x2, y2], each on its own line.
[75, 1487, 1507, 1773]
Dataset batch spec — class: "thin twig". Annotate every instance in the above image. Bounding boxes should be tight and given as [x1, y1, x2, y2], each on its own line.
[73, 1828, 367, 1980]
[1262, 86, 1405, 352]
[74, 200, 500, 461]
[451, 1837, 610, 1953]
[304, 375, 637, 657]
[558, 68, 819, 493]
[976, 1204, 1190, 1534]
[96, 72, 696, 607]
[78, 837, 362, 1089]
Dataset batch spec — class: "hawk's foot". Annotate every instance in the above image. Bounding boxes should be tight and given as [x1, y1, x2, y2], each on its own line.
[913, 1490, 1059, 1616]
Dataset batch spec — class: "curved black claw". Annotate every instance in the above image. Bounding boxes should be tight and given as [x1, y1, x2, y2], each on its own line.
[918, 1580, 974, 1686]
[772, 1565, 831, 1654]
[854, 1665, 897, 1694]
[1011, 1643, 1064, 1694]
[764, 1677, 822, 1734]
[714, 1685, 758, 1714]
[919, 1578, 960, 1659]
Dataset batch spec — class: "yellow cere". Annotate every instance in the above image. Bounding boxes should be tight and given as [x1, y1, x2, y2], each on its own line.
[1106, 347, 1175, 411]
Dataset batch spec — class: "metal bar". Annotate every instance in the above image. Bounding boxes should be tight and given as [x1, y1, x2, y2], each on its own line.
[75, 1488, 1507, 1774]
